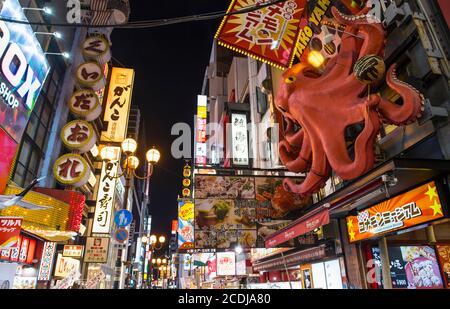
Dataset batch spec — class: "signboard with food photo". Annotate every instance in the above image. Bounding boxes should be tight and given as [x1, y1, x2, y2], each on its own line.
[194, 175, 311, 249]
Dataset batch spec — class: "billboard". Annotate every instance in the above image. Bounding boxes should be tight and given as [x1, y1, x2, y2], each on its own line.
[0, 217, 22, 249]
[194, 175, 311, 249]
[346, 181, 445, 243]
[178, 199, 194, 250]
[215, 0, 307, 69]
[101, 67, 135, 142]
[0, 0, 50, 143]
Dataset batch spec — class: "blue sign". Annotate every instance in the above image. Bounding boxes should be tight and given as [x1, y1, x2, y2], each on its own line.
[114, 209, 133, 227]
[114, 228, 129, 243]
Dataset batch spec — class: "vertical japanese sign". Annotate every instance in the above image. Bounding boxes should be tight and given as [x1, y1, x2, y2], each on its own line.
[0, 217, 22, 249]
[37, 242, 56, 281]
[195, 95, 208, 166]
[181, 163, 193, 198]
[101, 67, 135, 143]
[92, 148, 121, 234]
[346, 181, 445, 243]
[178, 200, 194, 250]
[215, 0, 307, 69]
[231, 113, 249, 166]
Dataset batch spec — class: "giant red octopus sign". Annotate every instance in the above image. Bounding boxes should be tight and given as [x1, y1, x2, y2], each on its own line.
[277, 7, 424, 196]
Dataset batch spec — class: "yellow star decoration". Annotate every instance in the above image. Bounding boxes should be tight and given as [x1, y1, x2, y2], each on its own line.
[430, 200, 443, 216]
[347, 218, 354, 230]
[349, 230, 356, 241]
[425, 185, 438, 201]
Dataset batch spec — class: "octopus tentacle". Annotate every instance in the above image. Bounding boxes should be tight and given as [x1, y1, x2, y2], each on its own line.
[324, 96, 381, 180]
[279, 130, 312, 173]
[378, 64, 425, 125]
[283, 133, 330, 196]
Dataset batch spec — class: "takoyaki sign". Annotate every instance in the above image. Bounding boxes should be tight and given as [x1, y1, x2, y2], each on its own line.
[346, 181, 445, 243]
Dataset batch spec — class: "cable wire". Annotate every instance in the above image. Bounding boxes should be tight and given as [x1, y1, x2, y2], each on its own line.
[0, 0, 289, 29]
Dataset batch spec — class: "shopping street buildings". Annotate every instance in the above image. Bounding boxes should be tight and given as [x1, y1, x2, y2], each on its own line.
[0, 0, 151, 289]
[180, 0, 450, 289]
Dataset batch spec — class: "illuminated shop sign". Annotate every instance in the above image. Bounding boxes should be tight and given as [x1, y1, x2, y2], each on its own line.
[100, 67, 135, 143]
[92, 147, 121, 234]
[231, 113, 249, 166]
[346, 181, 445, 243]
[0, 0, 50, 142]
[195, 95, 207, 165]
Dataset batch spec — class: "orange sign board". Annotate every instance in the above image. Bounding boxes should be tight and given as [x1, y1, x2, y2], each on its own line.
[346, 181, 445, 243]
[215, 0, 307, 69]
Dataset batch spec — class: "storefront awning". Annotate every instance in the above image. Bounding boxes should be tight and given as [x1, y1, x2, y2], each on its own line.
[265, 208, 330, 248]
[265, 158, 450, 247]
[253, 242, 335, 272]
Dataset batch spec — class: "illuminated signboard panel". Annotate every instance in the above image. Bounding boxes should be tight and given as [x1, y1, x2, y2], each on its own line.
[346, 181, 445, 243]
[215, 0, 307, 69]
[231, 113, 249, 166]
[0, 0, 50, 143]
[195, 95, 207, 166]
[92, 148, 121, 234]
[101, 67, 135, 143]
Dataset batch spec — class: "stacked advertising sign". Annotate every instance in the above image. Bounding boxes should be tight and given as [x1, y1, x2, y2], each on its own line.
[0, 0, 50, 193]
[193, 175, 311, 249]
[0, 217, 22, 249]
[181, 162, 193, 198]
[195, 95, 207, 165]
[53, 33, 112, 188]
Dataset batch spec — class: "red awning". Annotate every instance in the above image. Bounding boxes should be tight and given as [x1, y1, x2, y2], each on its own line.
[265, 208, 330, 248]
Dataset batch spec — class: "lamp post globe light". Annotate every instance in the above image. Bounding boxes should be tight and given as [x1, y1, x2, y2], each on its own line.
[100, 138, 161, 289]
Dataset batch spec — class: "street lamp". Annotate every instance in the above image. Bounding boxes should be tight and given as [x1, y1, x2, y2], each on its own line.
[100, 139, 161, 290]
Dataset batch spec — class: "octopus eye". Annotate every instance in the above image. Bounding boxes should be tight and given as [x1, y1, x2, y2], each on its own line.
[285, 76, 296, 84]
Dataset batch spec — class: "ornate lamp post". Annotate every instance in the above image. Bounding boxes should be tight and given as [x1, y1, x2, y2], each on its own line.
[100, 138, 161, 289]
[143, 234, 166, 287]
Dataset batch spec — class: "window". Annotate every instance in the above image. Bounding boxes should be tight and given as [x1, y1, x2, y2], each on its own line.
[256, 87, 268, 115]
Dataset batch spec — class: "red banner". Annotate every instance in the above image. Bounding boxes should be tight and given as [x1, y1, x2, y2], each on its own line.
[0, 217, 22, 249]
[216, 0, 307, 69]
[265, 209, 329, 248]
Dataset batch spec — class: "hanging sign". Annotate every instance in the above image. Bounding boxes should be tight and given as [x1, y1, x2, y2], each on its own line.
[37, 242, 56, 281]
[195, 95, 207, 165]
[0, 217, 22, 249]
[178, 199, 194, 250]
[215, 0, 307, 69]
[84, 237, 109, 263]
[92, 150, 120, 234]
[60, 120, 96, 153]
[75, 61, 106, 91]
[100, 67, 135, 143]
[53, 154, 91, 187]
[54, 253, 80, 278]
[63, 245, 84, 258]
[68, 89, 102, 121]
[81, 35, 111, 64]
[231, 113, 249, 166]
[346, 181, 445, 243]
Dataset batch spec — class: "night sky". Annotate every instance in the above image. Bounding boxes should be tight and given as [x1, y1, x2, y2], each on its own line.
[111, 1, 229, 237]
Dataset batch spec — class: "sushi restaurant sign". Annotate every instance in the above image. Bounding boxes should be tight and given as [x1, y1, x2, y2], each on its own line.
[346, 181, 445, 243]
